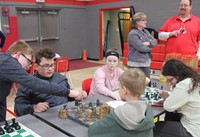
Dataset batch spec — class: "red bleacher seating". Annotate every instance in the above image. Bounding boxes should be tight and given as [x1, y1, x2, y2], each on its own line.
[122, 42, 200, 72]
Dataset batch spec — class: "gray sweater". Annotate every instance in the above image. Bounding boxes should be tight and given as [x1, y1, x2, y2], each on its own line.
[128, 28, 157, 62]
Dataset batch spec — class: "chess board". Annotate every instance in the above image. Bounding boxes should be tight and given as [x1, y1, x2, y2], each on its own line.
[0, 122, 41, 137]
[142, 86, 164, 107]
[59, 100, 110, 127]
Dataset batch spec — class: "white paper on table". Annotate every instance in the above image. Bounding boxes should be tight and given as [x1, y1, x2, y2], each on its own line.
[106, 100, 126, 108]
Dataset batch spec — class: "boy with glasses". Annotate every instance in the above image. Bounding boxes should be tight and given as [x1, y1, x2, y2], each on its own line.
[14, 47, 86, 116]
[0, 40, 86, 122]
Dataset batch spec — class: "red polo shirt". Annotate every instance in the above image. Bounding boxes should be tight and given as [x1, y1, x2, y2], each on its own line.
[160, 14, 200, 55]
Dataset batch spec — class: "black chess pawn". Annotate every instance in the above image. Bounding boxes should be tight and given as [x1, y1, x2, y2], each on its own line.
[89, 102, 93, 107]
[161, 85, 163, 90]
[154, 93, 158, 100]
[75, 100, 79, 106]
[63, 105, 67, 110]
[4, 121, 10, 130]
[145, 92, 149, 98]
[6, 127, 14, 133]
[4, 121, 13, 133]
[96, 99, 100, 106]
[14, 122, 21, 130]
[0, 127, 5, 135]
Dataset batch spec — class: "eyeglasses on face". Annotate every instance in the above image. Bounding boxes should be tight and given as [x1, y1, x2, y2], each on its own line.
[21, 53, 33, 67]
[38, 63, 55, 70]
[167, 77, 175, 83]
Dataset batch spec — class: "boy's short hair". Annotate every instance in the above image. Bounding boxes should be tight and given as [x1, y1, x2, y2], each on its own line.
[7, 40, 34, 59]
[35, 47, 55, 64]
[119, 68, 146, 96]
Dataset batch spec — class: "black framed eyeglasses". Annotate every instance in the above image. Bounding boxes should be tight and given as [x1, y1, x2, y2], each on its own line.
[167, 77, 175, 83]
[38, 63, 55, 70]
[21, 53, 33, 67]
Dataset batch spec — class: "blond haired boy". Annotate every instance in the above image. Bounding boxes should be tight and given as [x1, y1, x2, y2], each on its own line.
[88, 68, 154, 137]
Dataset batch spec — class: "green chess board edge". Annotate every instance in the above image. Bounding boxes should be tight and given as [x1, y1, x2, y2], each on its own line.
[1, 122, 41, 137]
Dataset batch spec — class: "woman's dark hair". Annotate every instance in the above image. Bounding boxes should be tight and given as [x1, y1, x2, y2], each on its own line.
[162, 59, 200, 94]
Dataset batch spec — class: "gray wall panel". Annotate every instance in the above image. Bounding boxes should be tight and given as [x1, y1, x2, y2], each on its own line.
[61, 8, 87, 59]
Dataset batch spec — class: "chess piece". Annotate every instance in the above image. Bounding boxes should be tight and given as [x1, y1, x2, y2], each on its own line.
[63, 104, 67, 109]
[82, 103, 86, 112]
[0, 127, 5, 135]
[87, 106, 93, 121]
[100, 103, 110, 119]
[77, 105, 81, 114]
[4, 121, 13, 133]
[96, 99, 100, 106]
[89, 102, 93, 107]
[4, 121, 10, 130]
[14, 122, 21, 130]
[58, 109, 62, 118]
[161, 85, 163, 90]
[11, 118, 21, 130]
[61, 109, 68, 119]
[95, 106, 101, 119]
[75, 100, 79, 106]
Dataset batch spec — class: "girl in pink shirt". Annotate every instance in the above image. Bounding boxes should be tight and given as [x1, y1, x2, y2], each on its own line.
[90, 49, 123, 100]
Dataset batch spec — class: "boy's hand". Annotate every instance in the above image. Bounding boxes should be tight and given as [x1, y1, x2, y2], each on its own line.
[34, 102, 49, 112]
[75, 90, 87, 100]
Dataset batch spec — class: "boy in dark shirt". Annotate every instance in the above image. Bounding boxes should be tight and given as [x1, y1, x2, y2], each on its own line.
[0, 40, 86, 122]
[15, 47, 86, 116]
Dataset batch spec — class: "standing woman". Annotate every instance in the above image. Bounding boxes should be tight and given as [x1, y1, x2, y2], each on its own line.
[90, 49, 123, 100]
[127, 12, 157, 82]
[154, 59, 200, 137]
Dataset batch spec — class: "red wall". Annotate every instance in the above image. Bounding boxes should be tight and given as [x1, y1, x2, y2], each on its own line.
[3, 0, 128, 6]
[2, 16, 19, 52]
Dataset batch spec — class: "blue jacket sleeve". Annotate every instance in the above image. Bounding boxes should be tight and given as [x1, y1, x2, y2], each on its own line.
[1, 56, 69, 96]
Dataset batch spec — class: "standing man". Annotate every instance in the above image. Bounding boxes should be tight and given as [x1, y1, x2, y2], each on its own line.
[159, 0, 200, 59]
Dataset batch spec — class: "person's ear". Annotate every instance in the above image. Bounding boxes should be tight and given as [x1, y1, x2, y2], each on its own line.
[14, 51, 21, 60]
[122, 86, 128, 95]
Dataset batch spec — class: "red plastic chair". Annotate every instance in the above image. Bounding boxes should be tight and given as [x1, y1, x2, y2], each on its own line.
[55, 57, 72, 85]
[29, 62, 37, 74]
[82, 78, 93, 95]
